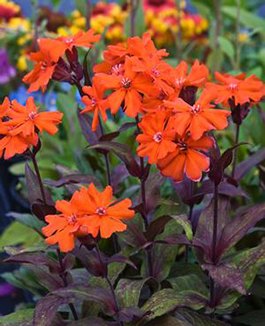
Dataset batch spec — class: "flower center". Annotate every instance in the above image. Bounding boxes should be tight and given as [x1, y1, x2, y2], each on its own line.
[67, 213, 77, 225]
[91, 98, 97, 107]
[64, 37, 73, 44]
[176, 140, 187, 151]
[191, 104, 200, 113]
[153, 131, 163, 143]
[96, 206, 106, 216]
[41, 61, 47, 71]
[121, 77, 131, 89]
[175, 77, 186, 86]
[112, 64, 123, 75]
[152, 67, 160, 77]
[28, 111, 37, 120]
[228, 83, 238, 90]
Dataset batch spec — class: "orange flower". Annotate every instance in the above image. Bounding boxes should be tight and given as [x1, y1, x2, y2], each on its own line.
[0, 123, 38, 160]
[208, 72, 264, 106]
[170, 60, 209, 96]
[80, 184, 135, 239]
[81, 77, 108, 131]
[23, 39, 67, 93]
[157, 135, 214, 182]
[0, 97, 10, 118]
[4, 97, 63, 138]
[136, 111, 176, 164]
[97, 57, 154, 117]
[164, 89, 231, 140]
[42, 190, 92, 252]
[56, 29, 100, 51]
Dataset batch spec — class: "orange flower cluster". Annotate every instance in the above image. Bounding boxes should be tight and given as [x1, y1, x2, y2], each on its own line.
[42, 184, 135, 252]
[0, 97, 63, 159]
[81, 33, 230, 182]
[23, 29, 100, 93]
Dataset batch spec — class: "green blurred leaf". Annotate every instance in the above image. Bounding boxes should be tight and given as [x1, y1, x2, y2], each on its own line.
[6, 212, 45, 231]
[217, 36, 235, 61]
[0, 222, 42, 252]
[0, 309, 34, 326]
[124, 0, 145, 36]
[172, 214, 193, 241]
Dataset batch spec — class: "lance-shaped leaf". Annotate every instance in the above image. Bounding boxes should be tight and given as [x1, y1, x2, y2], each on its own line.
[193, 196, 230, 263]
[202, 263, 246, 295]
[234, 147, 265, 181]
[145, 215, 172, 242]
[118, 219, 147, 249]
[168, 274, 208, 297]
[54, 284, 116, 315]
[172, 214, 193, 241]
[0, 309, 34, 326]
[44, 174, 100, 188]
[6, 212, 45, 231]
[99, 122, 136, 142]
[141, 288, 208, 322]
[88, 141, 141, 177]
[118, 307, 148, 323]
[116, 278, 157, 308]
[216, 202, 265, 259]
[34, 294, 70, 326]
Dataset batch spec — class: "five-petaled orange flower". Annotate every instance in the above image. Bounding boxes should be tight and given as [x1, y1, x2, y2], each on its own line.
[157, 135, 214, 182]
[136, 111, 176, 164]
[170, 60, 209, 96]
[81, 77, 109, 131]
[0, 97, 63, 160]
[208, 72, 264, 106]
[96, 57, 154, 117]
[56, 29, 100, 51]
[43, 184, 135, 252]
[164, 89, 231, 140]
[23, 39, 67, 93]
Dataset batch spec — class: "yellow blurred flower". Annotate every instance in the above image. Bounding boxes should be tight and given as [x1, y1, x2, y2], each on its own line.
[17, 54, 27, 71]
[7, 17, 30, 32]
[238, 31, 249, 44]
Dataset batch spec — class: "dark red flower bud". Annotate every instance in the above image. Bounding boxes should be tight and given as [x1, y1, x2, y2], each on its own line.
[179, 86, 197, 105]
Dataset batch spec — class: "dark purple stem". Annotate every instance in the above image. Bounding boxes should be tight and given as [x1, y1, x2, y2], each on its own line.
[210, 184, 219, 307]
[30, 151, 46, 204]
[231, 123, 240, 179]
[95, 244, 123, 326]
[57, 249, 78, 320]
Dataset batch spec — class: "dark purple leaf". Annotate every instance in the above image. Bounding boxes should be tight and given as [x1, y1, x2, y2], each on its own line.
[107, 254, 137, 270]
[31, 201, 57, 221]
[145, 215, 172, 242]
[88, 141, 141, 177]
[118, 221, 147, 248]
[173, 176, 201, 206]
[118, 307, 148, 323]
[209, 143, 248, 185]
[34, 294, 71, 326]
[111, 164, 129, 193]
[197, 180, 248, 198]
[234, 148, 265, 181]
[193, 196, 230, 263]
[44, 174, 100, 188]
[54, 284, 116, 315]
[144, 173, 164, 213]
[202, 263, 246, 294]
[82, 49, 92, 87]
[216, 203, 265, 259]
[99, 122, 136, 142]
[158, 234, 191, 246]
[68, 317, 111, 326]
[77, 109, 100, 144]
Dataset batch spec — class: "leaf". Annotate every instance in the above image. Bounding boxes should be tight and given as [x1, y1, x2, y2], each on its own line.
[172, 214, 193, 241]
[44, 174, 100, 188]
[234, 148, 265, 181]
[27, 265, 64, 291]
[217, 202, 265, 259]
[34, 295, 70, 326]
[145, 315, 188, 326]
[141, 289, 207, 322]
[77, 110, 100, 144]
[99, 122, 136, 142]
[145, 215, 172, 242]
[118, 218, 147, 248]
[174, 308, 231, 326]
[54, 284, 116, 315]
[0, 221, 42, 252]
[217, 36, 235, 61]
[118, 307, 147, 323]
[88, 141, 141, 177]
[168, 274, 208, 297]
[4, 252, 57, 270]
[6, 212, 45, 231]
[116, 278, 157, 308]
[0, 309, 34, 326]
[202, 263, 246, 294]
[222, 6, 265, 37]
